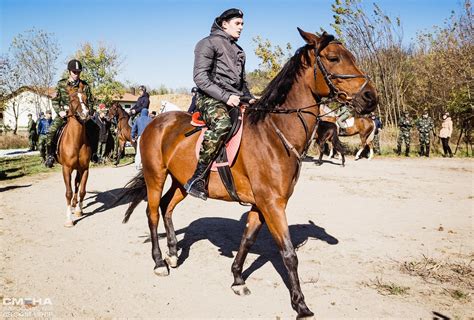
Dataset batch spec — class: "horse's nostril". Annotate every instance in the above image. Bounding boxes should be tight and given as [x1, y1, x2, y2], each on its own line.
[362, 89, 377, 104]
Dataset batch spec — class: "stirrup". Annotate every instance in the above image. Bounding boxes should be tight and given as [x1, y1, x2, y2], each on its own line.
[45, 155, 55, 168]
[184, 178, 208, 201]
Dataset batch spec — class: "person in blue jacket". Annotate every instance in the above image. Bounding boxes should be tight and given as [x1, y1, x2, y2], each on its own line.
[131, 108, 152, 170]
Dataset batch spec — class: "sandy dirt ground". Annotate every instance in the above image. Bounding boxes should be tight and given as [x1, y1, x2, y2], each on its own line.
[0, 157, 472, 319]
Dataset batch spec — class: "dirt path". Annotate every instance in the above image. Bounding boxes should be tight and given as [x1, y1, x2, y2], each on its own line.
[1, 157, 472, 319]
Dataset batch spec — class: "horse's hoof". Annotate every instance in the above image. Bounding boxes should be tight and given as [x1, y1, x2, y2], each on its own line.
[165, 254, 178, 268]
[232, 284, 251, 296]
[74, 210, 83, 218]
[296, 315, 315, 320]
[64, 220, 74, 228]
[154, 266, 169, 277]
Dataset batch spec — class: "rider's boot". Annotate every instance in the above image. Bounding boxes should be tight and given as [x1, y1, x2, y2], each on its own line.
[45, 144, 55, 168]
[184, 161, 210, 201]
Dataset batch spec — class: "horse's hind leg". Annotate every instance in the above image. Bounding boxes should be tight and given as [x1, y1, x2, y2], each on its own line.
[62, 166, 74, 228]
[145, 170, 169, 276]
[258, 200, 313, 318]
[159, 176, 187, 268]
[231, 206, 264, 296]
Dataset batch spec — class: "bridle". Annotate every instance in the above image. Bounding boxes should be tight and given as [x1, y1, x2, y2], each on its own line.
[314, 42, 370, 103]
[243, 40, 371, 168]
[67, 91, 89, 124]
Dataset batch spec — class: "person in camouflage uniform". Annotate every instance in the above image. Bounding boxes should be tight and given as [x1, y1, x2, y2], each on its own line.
[370, 112, 383, 155]
[45, 59, 99, 167]
[336, 104, 352, 135]
[416, 109, 435, 157]
[185, 8, 255, 200]
[396, 111, 413, 156]
[27, 113, 37, 151]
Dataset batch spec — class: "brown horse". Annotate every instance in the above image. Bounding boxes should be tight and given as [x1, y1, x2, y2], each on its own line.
[339, 117, 376, 160]
[58, 85, 92, 227]
[314, 121, 345, 166]
[121, 29, 377, 318]
[106, 102, 136, 165]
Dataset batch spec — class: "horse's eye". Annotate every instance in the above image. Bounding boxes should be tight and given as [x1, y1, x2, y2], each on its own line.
[327, 56, 339, 63]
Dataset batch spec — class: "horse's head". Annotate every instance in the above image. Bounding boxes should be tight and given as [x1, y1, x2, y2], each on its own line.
[298, 28, 378, 114]
[67, 87, 90, 122]
[106, 102, 119, 121]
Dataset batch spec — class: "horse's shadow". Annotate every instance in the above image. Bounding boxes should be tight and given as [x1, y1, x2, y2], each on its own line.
[154, 212, 338, 288]
[79, 188, 129, 218]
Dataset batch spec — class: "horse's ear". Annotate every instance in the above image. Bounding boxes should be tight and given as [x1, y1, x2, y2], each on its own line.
[297, 27, 318, 46]
[316, 31, 335, 54]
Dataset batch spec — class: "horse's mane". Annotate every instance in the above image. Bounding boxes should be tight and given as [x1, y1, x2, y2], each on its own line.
[113, 102, 129, 118]
[247, 45, 313, 124]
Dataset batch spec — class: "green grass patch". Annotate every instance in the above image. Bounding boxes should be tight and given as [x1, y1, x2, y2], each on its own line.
[364, 277, 410, 296]
[0, 156, 60, 180]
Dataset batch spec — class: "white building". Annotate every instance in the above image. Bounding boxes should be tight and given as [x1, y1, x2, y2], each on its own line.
[0, 86, 56, 130]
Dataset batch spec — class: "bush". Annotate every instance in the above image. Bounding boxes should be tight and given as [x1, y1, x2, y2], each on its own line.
[0, 132, 29, 149]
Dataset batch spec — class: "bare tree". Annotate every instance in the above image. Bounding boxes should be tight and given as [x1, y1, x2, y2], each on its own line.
[10, 28, 60, 116]
[0, 56, 25, 134]
[331, 0, 411, 126]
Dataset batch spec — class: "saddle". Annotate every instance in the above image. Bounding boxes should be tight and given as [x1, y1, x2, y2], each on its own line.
[52, 122, 68, 161]
[185, 107, 245, 203]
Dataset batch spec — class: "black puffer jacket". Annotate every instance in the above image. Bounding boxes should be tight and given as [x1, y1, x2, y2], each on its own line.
[193, 19, 253, 103]
[131, 92, 150, 114]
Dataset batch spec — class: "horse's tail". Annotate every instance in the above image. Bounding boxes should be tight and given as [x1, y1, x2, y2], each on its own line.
[120, 171, 147, 223]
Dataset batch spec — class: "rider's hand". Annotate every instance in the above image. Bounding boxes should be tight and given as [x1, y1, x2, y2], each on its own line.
[59, 111, 67, 118]
[226, 95, 240, 107]
[131, 109, 136, 114]
[249, 98, 256, 105]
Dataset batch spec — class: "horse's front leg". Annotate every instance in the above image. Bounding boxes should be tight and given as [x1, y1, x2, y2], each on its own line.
[258, 199, 314, 319]
[72, 171, 82, 217]
[62, 166, 74, 228]
[76, 168, 89, 216]
[231, 207, 264, 295]
[159, 177, 187, 268]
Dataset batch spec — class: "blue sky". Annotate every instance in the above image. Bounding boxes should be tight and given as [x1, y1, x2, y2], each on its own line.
[0, 0, 460, 89]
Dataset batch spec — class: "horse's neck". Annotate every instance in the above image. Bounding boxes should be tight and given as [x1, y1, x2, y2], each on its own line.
[268, 76, 319, 153]
[62, 117, 87, 147]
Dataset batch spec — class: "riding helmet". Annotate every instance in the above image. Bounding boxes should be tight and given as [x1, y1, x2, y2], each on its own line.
[67, 59, 83, 72]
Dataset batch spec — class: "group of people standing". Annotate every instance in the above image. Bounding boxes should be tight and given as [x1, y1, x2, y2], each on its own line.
[396, 109, 453, 157]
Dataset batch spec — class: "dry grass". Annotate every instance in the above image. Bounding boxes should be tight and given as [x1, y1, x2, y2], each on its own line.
[0, 132, 29, 149]
[149, 94, 192, 113]
[363, 276, 410, 296]
[401, 254, 474, 289]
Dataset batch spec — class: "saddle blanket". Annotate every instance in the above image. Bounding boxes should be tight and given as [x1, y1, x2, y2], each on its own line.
[341, 117, 354, 128]
[194, 114, 244, 172]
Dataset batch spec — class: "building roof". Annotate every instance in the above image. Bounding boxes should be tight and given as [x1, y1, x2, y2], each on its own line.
[113, 92, 138, 102]
[0, 86, 56, 103]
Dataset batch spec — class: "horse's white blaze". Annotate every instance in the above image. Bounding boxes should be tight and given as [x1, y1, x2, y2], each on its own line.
[77, 93, 88, 115]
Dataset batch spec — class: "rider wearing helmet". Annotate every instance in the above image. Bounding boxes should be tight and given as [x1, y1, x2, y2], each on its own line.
[187, 87, 199, 113]
[45, 59, 99, 167]
[185, 8, 255, 200]
[130, 85, 150, 118]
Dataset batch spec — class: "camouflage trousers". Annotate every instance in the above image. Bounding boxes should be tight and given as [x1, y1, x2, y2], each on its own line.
[46, 116, 65, 146]
[38, 135, 47, 161]
[418, 132, 431, 148]
[28, 132, 37, 150]
[197, 94, 232, 165]
[397, 130, 411, 149]
[373, 133, 381, 154]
